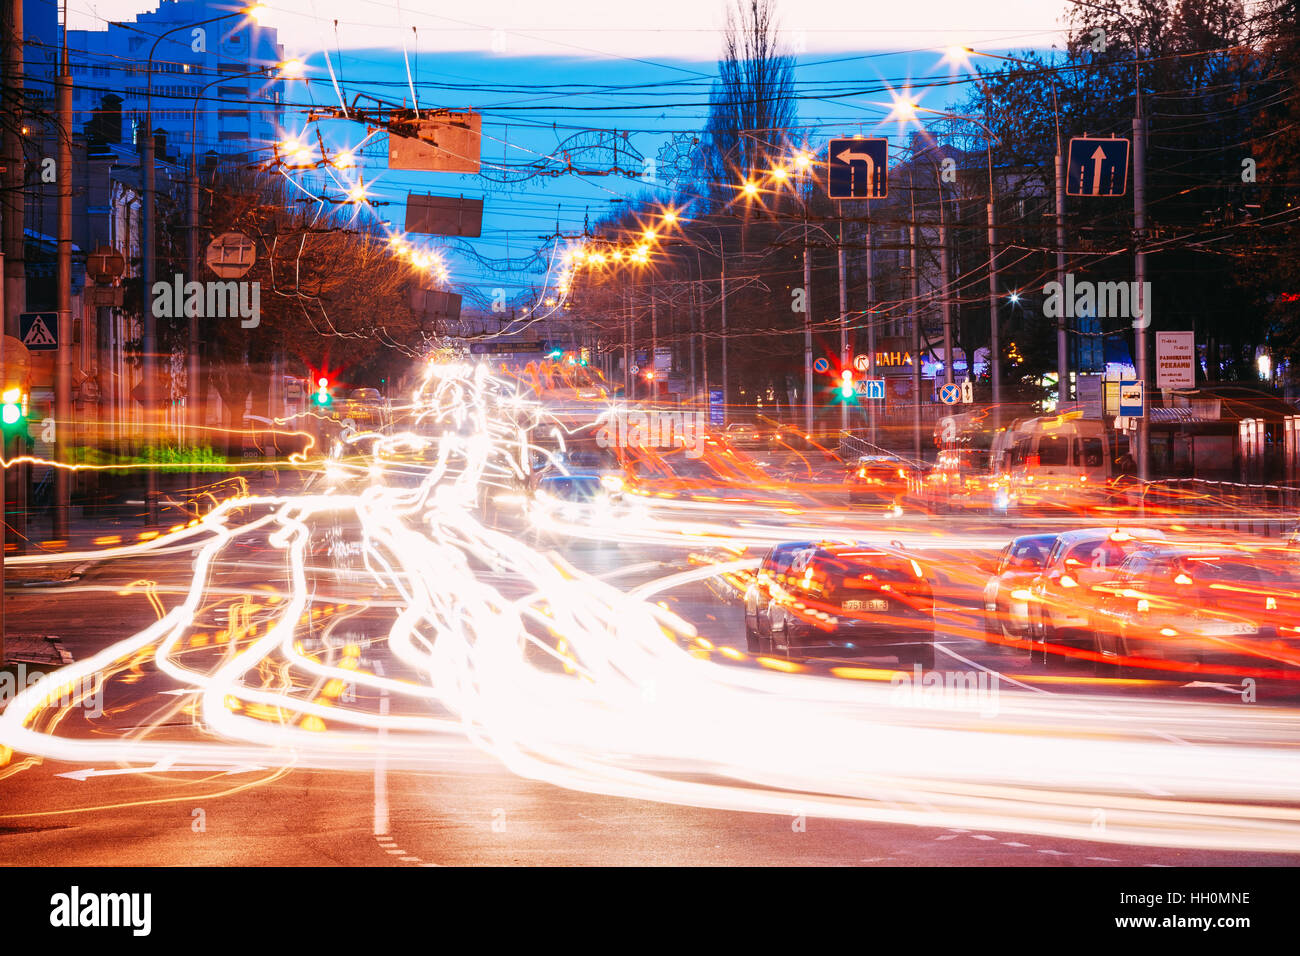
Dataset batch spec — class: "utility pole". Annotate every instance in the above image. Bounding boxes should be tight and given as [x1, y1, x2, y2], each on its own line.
[1134, 84, 1149, 481]
[55, 11, 72, 540]
[2, 0, 25, 661]
[802, 217, 813, 436]
[650, 295, 657, 405]
[837, 219, 848, 434]
[938, 188, 953, 387]
[987, 199, 1000, 430]
[865, 206, 876, 447]
[719, 237, 728, 423]
[1055, 148, 1068, 404]
[909, 204, 922, 464]
[141, 93, 158, 523]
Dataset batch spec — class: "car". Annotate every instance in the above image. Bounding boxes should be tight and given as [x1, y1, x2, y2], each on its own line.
[1089, 545, 1300, 676]
[982, 533, 1059, 641]
[528, 472, 636, 544]
[724, 422, 763, 447]
[1027, 527, 1167, 662]
[743, 541, 935, 666]
[846, 455, 915, 508]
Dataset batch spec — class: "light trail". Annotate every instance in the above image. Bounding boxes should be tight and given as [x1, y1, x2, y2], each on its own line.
[2, 360, 1300, 853]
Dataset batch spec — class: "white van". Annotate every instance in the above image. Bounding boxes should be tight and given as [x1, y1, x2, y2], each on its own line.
[1006, 415, 1112, 511]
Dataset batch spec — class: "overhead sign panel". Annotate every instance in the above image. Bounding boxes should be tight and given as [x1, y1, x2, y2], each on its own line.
[469, 341, 541, 355]
[405, 194, 484, 237]
[827, 137, 887, 200]
[1066, 137, 1130, 197]
[388, 109, 482, 173]
[205, 231, 256, 279]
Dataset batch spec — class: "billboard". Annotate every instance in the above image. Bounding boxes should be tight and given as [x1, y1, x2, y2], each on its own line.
[388, 109, 482, 173]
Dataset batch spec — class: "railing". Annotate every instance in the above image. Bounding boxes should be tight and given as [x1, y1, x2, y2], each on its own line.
[1135, 477, 1299, 537]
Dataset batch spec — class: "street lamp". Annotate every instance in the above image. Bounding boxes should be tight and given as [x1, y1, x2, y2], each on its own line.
[888, 94, 1004, 427]
[142, 3, 266, 521]
[947, 45, 1069, 405]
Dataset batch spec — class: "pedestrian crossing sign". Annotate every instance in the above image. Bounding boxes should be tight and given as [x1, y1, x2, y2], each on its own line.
[20, 312, 58, 351]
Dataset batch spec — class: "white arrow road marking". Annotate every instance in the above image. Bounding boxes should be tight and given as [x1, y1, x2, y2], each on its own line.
[57, 761, 265, 781]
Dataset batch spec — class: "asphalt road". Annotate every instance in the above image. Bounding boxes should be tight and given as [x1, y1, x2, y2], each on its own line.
[3, 514, 1297, 866]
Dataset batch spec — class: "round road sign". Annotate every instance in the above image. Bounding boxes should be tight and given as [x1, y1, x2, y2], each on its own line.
[852, 353, 871, 373]
[812, 357, 830, 373]
[205, 231, 257, 279]
[938, 382, 961, 405]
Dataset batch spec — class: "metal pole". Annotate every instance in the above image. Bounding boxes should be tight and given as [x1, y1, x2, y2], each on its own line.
[987, 198, 1000, 431]
[837, 218, 848, 434]
[939, 199, 953, 387]
[622, 284, 630, 400]
[719, 235, 728, 423]
[865, 207, 876, 447]
[1134, 107, 1148, 481]
[910, 208, 921, 464]
[651, 293, 657, 404]
[142, 62, 158, 523]
[803, 219, 813, 436]
[55, 36, 72, 540]
[1055, 149, 1068, 404]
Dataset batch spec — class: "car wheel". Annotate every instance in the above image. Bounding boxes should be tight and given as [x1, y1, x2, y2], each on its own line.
[745, 614, 761, 653]
[903, 635, 935, 670]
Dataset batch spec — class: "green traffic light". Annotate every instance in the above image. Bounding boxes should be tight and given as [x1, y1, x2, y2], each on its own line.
[1, 403, 19, 425]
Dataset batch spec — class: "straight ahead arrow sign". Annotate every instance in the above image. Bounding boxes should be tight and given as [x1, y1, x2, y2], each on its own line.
[1091, 145, 1106, 196]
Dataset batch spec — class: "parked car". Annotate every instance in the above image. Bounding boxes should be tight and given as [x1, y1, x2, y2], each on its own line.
[743, 541, 935, 665]
[1089, 545, 1300, 676]
[1028, 527, 1167, 661]
[982, 533, 1060, 641]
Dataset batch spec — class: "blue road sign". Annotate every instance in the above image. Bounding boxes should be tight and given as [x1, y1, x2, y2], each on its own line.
[855, 378, 885, 400]
[827, 138, 888, 200]
[708, 388, 725, 427]
[1119, 379, 1144, 417]
[19, 312, 58, 351]
[1066, 137, 1130, 197]
[938, 382, 961, 405]
[811, 357, 830, 373]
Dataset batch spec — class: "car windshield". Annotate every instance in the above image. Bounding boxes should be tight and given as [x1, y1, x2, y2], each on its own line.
[539, 477, 602, 501]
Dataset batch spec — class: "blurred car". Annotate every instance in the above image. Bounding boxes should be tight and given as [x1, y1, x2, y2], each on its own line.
[743, 541, 935, 665]
[1089, 545, 1300, 675]
[1028, 527, 1167, 656]
[528, 472, 638, 544]
[338, 387, 388, 427]
[982, 533, 1059, 640]
[724, 422, 764, 447]
[846, 455, 915, 508]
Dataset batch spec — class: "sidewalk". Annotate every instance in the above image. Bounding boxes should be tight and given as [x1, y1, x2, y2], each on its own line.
[4, 466, 319, 588]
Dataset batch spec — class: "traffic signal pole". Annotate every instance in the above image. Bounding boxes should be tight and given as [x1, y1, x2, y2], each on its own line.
[838, 219, 848, 434]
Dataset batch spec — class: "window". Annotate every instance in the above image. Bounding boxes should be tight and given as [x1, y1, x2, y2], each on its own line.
[1038, 434, 1070, 466]
[1078, 436, 1104, 468]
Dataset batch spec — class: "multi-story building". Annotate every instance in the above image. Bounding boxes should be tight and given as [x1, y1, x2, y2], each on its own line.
[67, 0, 286, 162]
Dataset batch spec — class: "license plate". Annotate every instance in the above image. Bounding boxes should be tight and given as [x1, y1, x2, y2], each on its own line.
[843, 599, 888, 612]
[1198, 621, 1258, 636]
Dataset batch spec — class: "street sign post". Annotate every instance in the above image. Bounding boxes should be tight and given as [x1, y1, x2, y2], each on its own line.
[961, 379, 973, 404]
[827, 138, 887, 200]
[854, 378, 885, 400]
[19, 312, 58, 351]
[1119, 380, 1144, 417]
[1066, 137, 1131, 197]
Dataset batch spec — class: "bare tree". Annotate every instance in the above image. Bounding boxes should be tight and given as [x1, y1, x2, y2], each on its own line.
[699, 0, 798, 206]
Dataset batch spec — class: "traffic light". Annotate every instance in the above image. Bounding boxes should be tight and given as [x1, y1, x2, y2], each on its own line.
[312, 376, 332, 406]
[838, 369, 855, 399]
[1, 387, 27, 433]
